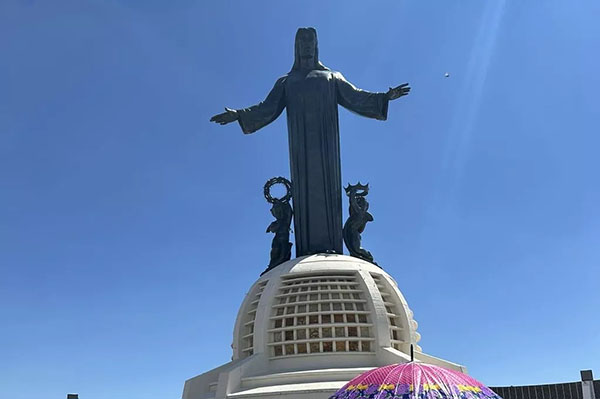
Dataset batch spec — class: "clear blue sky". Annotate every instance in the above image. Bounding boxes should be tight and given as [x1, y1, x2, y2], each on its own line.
[1, 1, 599, 398]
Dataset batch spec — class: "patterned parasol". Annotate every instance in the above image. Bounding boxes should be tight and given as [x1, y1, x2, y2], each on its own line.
[330, 362, 502, 399]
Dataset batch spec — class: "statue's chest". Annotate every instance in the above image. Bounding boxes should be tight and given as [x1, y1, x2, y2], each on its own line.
[286, 71, 335, 102]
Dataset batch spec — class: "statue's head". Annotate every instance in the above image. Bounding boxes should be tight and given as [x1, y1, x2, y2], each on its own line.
[291, 27, 328, 71]
[356, 196, 369, 211]
[271, 201, 290, 218]
[297, 28, 317, 60]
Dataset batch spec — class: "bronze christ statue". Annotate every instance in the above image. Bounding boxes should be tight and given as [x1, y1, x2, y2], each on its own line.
[210, 27, 410, 257]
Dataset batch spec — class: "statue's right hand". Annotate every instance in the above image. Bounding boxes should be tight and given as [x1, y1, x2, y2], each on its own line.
[210, 107, 238, 125]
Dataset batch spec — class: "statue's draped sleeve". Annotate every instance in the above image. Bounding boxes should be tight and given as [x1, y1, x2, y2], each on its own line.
[335, 73, 389, 121]
[237, 77, 287, 134]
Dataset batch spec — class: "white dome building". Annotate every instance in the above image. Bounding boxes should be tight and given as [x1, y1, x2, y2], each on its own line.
[183, 254, 465, 399]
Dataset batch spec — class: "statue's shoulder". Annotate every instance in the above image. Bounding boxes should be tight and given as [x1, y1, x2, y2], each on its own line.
[331, 70, 346, 80]
[275, 75, 289, 84]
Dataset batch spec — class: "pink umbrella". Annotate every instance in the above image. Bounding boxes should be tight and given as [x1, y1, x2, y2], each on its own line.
[330, 362, 501, 399]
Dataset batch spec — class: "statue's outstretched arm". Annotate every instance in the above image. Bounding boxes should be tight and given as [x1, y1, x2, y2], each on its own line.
[210, 77, 287, 134]
[336, 73, 389, 121]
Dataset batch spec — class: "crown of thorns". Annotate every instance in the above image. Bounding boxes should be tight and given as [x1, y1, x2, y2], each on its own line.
[264, 177, 292, 204]
[345, 182, 369, 196]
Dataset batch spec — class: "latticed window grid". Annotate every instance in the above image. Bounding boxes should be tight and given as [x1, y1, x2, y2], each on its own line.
[241, 280, 268, 357]
[371, 273, 406, 351]
[268, 273, 374, 357]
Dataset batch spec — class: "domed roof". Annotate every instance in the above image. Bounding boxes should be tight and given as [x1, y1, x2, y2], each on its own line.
[184, 254, 465, 399]
[232, 254, 421, 368]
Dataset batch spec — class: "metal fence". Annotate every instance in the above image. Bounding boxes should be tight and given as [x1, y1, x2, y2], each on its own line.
[490, 380, 599, 399]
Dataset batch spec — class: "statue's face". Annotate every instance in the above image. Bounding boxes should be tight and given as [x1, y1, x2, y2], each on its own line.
[357, 196, 368, 210]
[298, 31, 316, 59]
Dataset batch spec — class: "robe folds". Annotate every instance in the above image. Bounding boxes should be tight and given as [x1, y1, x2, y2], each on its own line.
[237, 69, 389, 257]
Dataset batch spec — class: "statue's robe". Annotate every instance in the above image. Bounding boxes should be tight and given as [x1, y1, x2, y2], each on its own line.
[237, 69, 388, 257]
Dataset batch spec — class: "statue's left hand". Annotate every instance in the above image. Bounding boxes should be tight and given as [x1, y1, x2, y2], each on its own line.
[386, 83, 411, 100]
